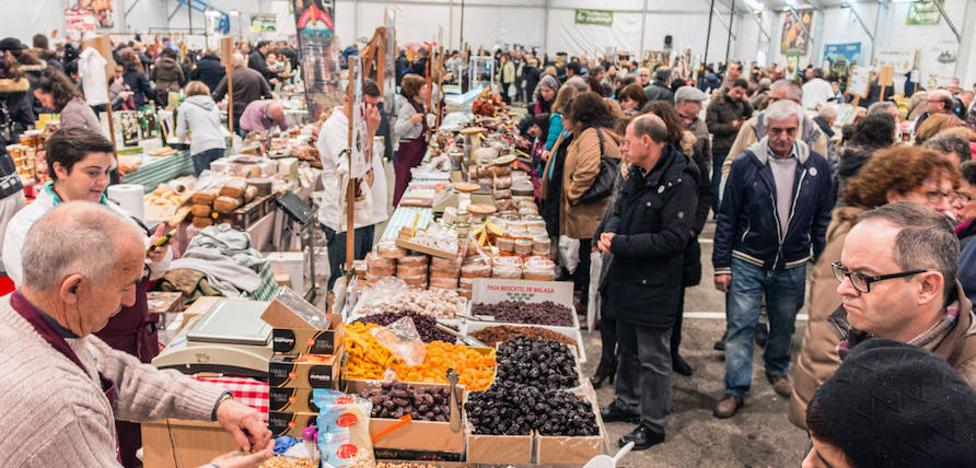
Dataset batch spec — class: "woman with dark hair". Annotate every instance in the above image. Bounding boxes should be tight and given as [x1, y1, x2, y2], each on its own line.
[392, 74, 430, 205]
[561, 92, 621, 311]
[121, 49, 155, 108]
[834, 112, 897, 201]
[617, 83, 648, 115]
[34, 71, 100, 133]
[533, 74, 559, 116]
[639, 100, 712, 377]
[585, 75, 606, 97]
[0, 54, 34, 144]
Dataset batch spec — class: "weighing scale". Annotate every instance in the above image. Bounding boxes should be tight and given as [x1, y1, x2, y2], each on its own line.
[152, 300, 272, 378]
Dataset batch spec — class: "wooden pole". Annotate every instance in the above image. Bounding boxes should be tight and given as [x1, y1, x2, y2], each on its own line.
[345, 61, 358, 272]
[220, 37, 235, 133]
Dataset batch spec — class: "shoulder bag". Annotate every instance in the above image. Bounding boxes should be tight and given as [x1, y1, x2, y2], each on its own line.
[579, 128, 619, 204]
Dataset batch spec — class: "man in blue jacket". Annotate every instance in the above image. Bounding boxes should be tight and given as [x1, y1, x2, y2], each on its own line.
[712, 100, 833, 419]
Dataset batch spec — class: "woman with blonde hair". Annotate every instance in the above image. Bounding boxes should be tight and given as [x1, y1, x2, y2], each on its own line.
[790, 146, 960, 430]
[915, 112, 964, 144]
[176, 80, 227, 175]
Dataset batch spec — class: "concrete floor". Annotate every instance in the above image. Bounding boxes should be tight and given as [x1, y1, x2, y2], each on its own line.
[581, 222, 811, 467]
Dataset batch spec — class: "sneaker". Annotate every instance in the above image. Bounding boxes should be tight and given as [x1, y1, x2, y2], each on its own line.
[712, 395, 744, 419]
[768, 374, 793, 398]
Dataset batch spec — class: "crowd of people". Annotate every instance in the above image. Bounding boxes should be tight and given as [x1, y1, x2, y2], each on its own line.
[477, 47, 976, 459]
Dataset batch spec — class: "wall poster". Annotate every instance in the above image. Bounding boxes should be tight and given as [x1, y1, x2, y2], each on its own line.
[77, 0, 113, 29]
[906, 0, 943, 25]
[823, 42, 862, 77]
[780, 10, 813, 56]
[291, 0, 341, 121]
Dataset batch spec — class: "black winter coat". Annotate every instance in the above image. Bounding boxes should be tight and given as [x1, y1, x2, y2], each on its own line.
[248, 50, 274, 81]
[123, 65, 155, 108]
[706, 91, 753, 153]
[192, 56, 226, 93]
[643, 81, 674, 103]
[603, 145, 699, 327]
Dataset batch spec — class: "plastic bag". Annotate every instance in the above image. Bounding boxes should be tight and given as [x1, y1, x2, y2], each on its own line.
[313, 390, 375, 468]
[370, 317, 427, 367]
[587, 252, 604, 332]
[558, 235, 581, 275]
[354, 277, 407, 314]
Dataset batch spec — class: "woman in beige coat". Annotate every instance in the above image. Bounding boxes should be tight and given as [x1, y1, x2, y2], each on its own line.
[560, 91, 622, 307]
[788, 146, 960, 429]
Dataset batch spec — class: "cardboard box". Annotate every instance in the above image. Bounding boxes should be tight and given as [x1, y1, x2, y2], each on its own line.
[269, 352, 341, 388]
[269, 386, 319, 413]
[344, 380, 465, 454]
[261, 288, 329, 329]
[535, 392, 608, 464]
[268, 411, 318, 438]
[273, 324, 342, 355]
[266, 251, 306, 293]
[142, 419, 237, 467]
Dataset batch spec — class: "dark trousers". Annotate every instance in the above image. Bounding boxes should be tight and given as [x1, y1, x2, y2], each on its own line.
[323, 224, 375, 290]
[613, 319, 673, 434]
[191, 148, 225, 176]
[672, 288, 687, 357]
[574, 238, 592, 305]
[711, 149, 729, 214]
[598, 315, 617, 367]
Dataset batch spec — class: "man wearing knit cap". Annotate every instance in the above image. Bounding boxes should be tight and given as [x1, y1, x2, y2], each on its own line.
[827, 202, 976, 385]
[804, 338, 976, 467]
[0, 202, 273, 467]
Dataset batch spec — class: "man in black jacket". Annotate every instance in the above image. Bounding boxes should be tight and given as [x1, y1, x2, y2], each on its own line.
[248, 41, 275, 82]
[213, 53, 273, 135]
[644, 67, 674, 103]
[191, 51, 226, 93]
[706, 78, 752, 214]
[598, 114, 698, 450]
[712, 100, 833, 419]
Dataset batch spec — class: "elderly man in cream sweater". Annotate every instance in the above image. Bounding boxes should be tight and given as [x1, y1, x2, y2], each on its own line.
[0, 202, 272, 468]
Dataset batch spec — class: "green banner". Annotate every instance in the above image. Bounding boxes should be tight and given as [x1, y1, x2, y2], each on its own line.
[575, 9, 613, 26]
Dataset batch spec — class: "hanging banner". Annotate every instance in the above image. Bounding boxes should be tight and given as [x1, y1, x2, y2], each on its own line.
[906, 0, 943, 25]
[77, 0, 114, 29]
[872, 48, 917, 74]
[780, 10, 813, 55]
[575, 9, 614, 26]
[823, 42, 862, 76]
[65, 8, 97, 40]
[292, 0, 340, 121]
[250, 13, 278, 33]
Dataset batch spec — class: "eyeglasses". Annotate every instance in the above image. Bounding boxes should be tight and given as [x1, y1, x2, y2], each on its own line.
[954, 191, 975, 204]
[831, 262, 929, 293]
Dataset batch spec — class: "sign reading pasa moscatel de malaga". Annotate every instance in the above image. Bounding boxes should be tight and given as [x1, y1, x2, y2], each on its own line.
[575, 9, 613, 26]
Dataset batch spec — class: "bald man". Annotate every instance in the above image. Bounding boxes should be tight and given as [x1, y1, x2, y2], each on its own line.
[239, 99, 289, 134]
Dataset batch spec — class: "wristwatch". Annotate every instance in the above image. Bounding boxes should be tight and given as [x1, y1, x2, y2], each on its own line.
[212, 391, 234, 421]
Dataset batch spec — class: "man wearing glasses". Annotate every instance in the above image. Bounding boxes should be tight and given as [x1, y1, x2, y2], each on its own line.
[915, 89, 954, 130]
[828, 202, 976, 386]
[712, 100, 834, 418]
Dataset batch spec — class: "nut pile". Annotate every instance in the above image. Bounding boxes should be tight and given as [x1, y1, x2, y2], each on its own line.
[357, 287, 464, 319]
[259, 457, 317, 468]
[469, 325, 578, 351]
[495, 337, 579, 389]
[470, 300, 574, 326]
[353, 311, 456, 344]
[465, 386, 598, 436]
[358, 382, 452, 422]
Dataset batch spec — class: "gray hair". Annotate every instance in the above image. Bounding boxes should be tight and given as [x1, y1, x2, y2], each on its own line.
[765, 99, 804, 125]
[630, 114, 668, 143]
[232, 52, 245, 67]
[770, 79, 803, 103]
[867, 101, 897, 116]
[858, 202, 959, 303]
[21, 202, 144, 291]
[924, 133, 973, 163]
[564, 76, 589, 93]
[818, 104, 837, 121]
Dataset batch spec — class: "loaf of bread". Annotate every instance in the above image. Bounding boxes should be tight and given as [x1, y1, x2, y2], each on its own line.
[244, 185, 259, 203]
[220, 178, 247, 199]
[191, 188, 219, 205]
[192, 216, 213, 228]
[191, 203, 212, 218]
[213, 196, 242, 214]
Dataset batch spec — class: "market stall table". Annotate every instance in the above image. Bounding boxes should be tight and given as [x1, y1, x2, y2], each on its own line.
[120, 150, 195, 192]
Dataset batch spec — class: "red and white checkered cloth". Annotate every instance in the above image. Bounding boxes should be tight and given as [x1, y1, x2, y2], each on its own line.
[192, 376, 269, 415]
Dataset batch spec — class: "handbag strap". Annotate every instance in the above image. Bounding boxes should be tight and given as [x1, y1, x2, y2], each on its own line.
[595, 127, 605, 157]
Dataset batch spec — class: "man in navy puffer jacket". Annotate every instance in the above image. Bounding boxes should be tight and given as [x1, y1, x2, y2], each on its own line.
[711, 100, 833, 419]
